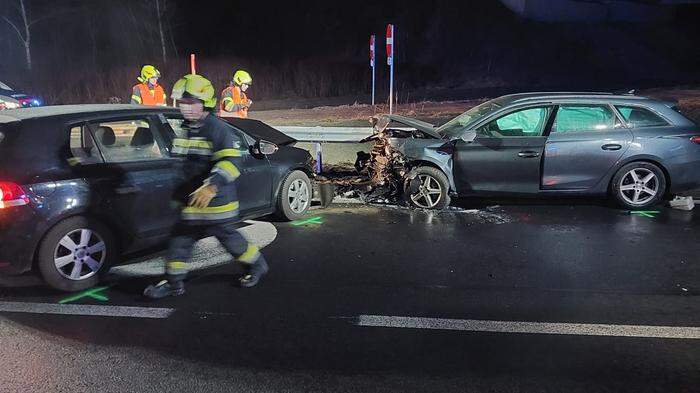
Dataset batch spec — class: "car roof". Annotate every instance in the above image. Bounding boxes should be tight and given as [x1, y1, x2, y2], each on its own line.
[494, 92, 656, 106]
[0, 104, 179, 123]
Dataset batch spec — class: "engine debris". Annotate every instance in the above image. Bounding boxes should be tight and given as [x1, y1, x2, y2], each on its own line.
[315, 116, 410, 203]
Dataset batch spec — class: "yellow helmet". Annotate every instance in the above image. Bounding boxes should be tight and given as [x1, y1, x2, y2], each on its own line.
[232, 70, 252, 86]
[171, 74, 217, 109]
[138, 65, 161, 83]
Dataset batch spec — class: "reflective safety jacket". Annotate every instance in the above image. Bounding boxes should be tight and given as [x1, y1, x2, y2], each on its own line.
[131, 83, 167, 106]
[171, 114, 244, 225]
[219, 85, 250, 118]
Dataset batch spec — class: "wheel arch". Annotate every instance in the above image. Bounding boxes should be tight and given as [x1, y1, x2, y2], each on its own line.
[31, 211, 122, 272]
[406, 159, 455, 192]
[608, 156, 671, 196]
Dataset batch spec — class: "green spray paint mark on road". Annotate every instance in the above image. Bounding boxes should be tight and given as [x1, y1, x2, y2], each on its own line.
[58, 286, 111, 304]
[629, 210, 660, 218]
[291, 216, 323, 226]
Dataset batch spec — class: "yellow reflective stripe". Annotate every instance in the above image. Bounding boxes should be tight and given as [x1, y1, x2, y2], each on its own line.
[167, 261, 187, 270]
[215, 161, 240, 179]
[173, 138, 213, 149]
[238, 244, 260, 263]
[67, 157, 82, 166]
[212, 149, 242, 160]
[131, 95, 142, 104]
[222, 97, 234, 104]
[182, 201, 239, 214]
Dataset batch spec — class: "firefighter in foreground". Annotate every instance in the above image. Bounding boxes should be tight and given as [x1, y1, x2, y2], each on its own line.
[219, 70, 253, 118]
[131, 65, 167, 106]
[144, 74, 269, 298]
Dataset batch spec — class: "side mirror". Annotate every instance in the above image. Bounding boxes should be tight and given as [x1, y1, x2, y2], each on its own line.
[254, 140, 278, 155]
[461, 130, 478, 143]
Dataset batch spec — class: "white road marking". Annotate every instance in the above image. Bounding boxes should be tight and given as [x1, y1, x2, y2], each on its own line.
[0, 301, 174, 319]
[110, 220, 278, 277]
[356, 315, 700, 340]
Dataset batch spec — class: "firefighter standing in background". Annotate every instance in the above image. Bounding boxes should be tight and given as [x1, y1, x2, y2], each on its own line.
[219, 70, 253, 118]
[144, 74, 269, 299]
[131, 65, 167, 106]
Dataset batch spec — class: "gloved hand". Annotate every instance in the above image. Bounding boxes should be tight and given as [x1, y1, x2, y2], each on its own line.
[245, 99, 253, 108]
[188, 184, 218, 208]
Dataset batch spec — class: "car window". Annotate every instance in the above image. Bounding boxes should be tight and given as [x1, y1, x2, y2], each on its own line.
[477, 107, 550, 137]
[89, 118, 167, 163]
[552, 105, 618, 133]
[615, 106, 669, 128]
[68, 125, 102, 166]
[160, 115, 249, 156]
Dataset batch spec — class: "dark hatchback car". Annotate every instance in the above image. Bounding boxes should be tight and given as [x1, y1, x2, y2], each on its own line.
[0, 105, 314, 291]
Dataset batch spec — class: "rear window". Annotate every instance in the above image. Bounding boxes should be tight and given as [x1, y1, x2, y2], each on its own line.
[615, 106, 669, 128]
[552, 105, 618, 133]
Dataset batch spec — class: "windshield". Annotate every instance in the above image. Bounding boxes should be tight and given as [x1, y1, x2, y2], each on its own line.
[437, 100, 501, 138]
[0, 81, 12, 90]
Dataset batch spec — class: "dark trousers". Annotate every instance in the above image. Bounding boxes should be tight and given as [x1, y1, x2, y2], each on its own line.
[165, 222, 263, 280]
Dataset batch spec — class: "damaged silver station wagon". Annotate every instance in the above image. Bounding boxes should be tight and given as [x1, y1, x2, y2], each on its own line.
[326, 92, 700, 210]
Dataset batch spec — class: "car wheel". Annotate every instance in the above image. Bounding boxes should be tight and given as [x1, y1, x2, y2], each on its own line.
[37, 216, 116, 292]
[611, 162, 666, 210]
[403, 166, 451, 209]
[277, 170, 312, 221]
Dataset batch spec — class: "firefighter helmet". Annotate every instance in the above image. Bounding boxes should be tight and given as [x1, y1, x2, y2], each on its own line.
[171, 74, 217, 109]
[138, 65, 161, 83]
[232, 70, 252, 86]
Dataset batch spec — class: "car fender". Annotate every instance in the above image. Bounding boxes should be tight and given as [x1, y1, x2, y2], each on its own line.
[391, 138, 456, 192]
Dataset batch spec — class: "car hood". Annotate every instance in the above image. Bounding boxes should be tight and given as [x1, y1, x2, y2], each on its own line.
[223, 117, 297, 146]
[373, 114, 442, 139]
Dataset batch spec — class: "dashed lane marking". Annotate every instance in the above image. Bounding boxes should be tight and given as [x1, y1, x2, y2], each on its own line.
[0, 302, 174, 319]
[355, 315, 700, 340]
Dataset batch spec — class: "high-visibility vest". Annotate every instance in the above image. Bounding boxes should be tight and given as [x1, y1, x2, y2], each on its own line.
[133, 83, 166, 106]
[219, 86, 250, 118]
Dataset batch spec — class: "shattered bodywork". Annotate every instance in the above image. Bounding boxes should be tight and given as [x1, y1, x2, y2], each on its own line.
[317, 114, 456, 203]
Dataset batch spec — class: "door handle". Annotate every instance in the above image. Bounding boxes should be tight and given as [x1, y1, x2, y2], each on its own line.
[601, 143, 622, 151]
[518, 151, 540, 158]
[115, 185, 142, 194]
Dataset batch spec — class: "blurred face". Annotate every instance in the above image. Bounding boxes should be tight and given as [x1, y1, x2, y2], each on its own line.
[178, 98, 205, 121]
[241, 83, 249, 92]
[148, 76, 159, 85]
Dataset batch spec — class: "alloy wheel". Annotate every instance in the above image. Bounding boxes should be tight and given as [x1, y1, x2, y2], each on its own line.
[288, 179, 310, 213]
[410, 174, 443, 208]
[53, 229, 106, 280]
[619, 168, 659, 206]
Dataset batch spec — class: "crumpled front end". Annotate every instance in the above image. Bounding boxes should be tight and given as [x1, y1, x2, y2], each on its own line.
[316, 114, 447, 203]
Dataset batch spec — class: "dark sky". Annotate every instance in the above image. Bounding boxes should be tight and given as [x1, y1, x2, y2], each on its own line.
[2, 0, 700, 103]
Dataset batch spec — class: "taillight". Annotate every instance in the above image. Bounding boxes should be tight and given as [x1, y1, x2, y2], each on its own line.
[0, 182, 29, 209]
[691, 136, 700, 144]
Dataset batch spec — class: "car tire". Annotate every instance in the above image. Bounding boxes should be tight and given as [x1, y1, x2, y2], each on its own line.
[37, 216, 116, 292]
[611, 161, 666, 210]
[403, 166, 451, 209]
[277, 170, 312, 221]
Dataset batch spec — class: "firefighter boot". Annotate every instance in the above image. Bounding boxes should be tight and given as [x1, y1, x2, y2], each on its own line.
[144, 277, 186, 299]
[239, 258, 269, 288]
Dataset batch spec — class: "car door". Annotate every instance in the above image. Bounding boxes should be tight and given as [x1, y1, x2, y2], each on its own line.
[82, 115, 181, 247]
[229, 127, 273, 215]
[160, 115, 273, 217]
[453, 105, 553, 195]
[542, 103, 632, 190]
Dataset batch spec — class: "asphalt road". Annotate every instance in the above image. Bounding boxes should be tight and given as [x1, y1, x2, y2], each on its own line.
[0, 200, 698, 392]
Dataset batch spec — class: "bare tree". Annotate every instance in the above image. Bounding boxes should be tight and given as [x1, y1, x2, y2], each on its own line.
[154, 0, 167, 64]
[1, 0, 33, 69]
